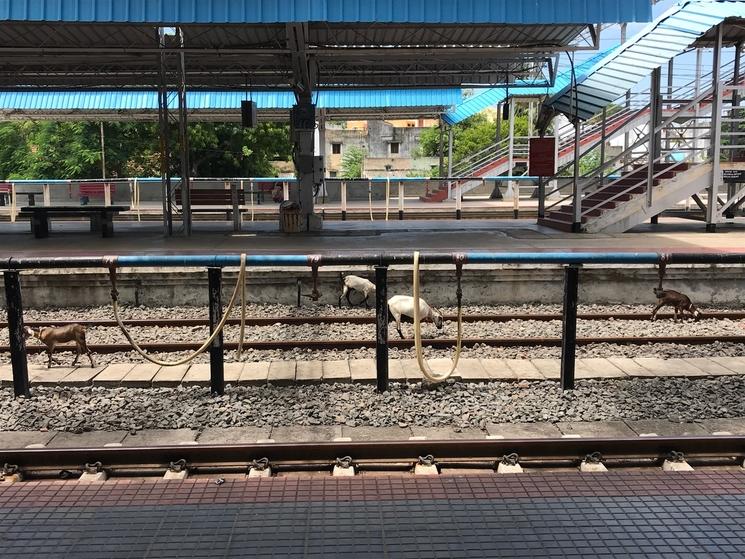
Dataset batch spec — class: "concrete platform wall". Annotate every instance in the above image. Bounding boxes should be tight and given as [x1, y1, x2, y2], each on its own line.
[1, 265, 742, 308]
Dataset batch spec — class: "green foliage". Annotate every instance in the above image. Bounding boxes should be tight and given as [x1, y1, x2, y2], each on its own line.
[340, 146, 366, 178]
[0, 121, 291, 180]
[417, 109, 530, 175]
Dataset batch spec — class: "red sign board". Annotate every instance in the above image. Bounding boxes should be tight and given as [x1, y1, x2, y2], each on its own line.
[529, 137, 556, 177]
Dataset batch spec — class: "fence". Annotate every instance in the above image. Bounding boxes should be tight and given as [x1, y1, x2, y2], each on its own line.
[4, 251, 745, 398]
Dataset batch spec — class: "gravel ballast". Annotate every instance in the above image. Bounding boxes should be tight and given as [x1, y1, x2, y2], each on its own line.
[2, 303, 744, 366]
[1, 376, 743, 432]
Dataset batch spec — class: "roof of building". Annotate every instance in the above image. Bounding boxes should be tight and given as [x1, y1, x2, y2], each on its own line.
[0, 0, 652, 24]
[442, 49, 615, 125]
[542, 0, 745, 121]
[0, 88, 462, 122]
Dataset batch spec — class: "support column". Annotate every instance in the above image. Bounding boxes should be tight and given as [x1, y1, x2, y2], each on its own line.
[508, 100, 517, 219]
[317, 110, 327, 200]
[157, 28, 172, 236]
[496, 103, 503, 144]
[438, 117, 445, 178]
[375, 265, 389, 393]
[666, 58, 674, 152]
[621, 24, 631, 171]
[707, 24, 724, 232]
[560, 265, 580, 391]
[176, 28, 191, 236]
[694, 48, 703, 163]
[447, 126, 454, 207]
[599, 107, 607, 182]
[207, 268, 224, 395]
[288, 23, 322, 232]
[647, 66, 662, 208]
[572, 120, 581, 232]
[3, 271, 30, 398]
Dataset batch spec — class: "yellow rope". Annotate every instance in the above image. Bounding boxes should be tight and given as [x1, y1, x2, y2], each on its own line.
[110, 254, 247, 367]
[412, 251, 463, 383]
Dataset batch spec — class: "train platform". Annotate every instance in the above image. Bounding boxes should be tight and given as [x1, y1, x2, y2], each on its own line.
[3, 356, 745, 388]
[1, 217, 745, 257]
[1, 469, 744, 557]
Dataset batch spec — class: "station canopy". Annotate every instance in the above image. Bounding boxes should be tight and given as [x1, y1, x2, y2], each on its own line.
[0, 0, 652, 90]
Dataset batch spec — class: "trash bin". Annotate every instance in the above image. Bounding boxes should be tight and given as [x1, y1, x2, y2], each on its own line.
[80, 195, 90, 206]
[279, 200, 302, 233]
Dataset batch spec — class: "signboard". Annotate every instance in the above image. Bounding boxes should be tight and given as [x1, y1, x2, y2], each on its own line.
[722, 169, 745, 183]
[529, 137, 556, 177]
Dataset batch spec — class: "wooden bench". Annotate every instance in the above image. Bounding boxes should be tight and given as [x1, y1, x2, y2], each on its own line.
[175, 187, 246, 230]
[78, 182, 116, 205]
[18, 205, 130, 238]
[0, 183, 43, 207]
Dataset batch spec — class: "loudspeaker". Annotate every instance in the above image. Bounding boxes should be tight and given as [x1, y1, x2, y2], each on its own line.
[241, 100, 257, 128]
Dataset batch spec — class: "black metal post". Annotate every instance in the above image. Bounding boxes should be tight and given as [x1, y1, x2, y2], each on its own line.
[375, 265, 389, 392]
[560, 265, 579, 391]
[207, 267, 224, 395]
[4, 271, 30, 397]
[538, 177, 545, 219]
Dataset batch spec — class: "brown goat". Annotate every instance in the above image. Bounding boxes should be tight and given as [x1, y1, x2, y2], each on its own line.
[651, 288, 702, 321]
[23, 324, 95, 368]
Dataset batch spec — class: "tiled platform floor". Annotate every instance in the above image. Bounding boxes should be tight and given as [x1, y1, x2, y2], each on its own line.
[1, 471, 744, 557]
[2, 356, 743, 387]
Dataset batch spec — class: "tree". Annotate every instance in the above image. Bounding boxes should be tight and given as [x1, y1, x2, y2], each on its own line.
[417, 110, 530, 176]
[341, 146, 366, 178]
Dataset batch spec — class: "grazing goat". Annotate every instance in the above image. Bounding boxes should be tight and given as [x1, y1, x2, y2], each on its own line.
[387, 295, 444, 339]
[651, 288, 702, 321]
[23, 324, 95, 368]
[339, 274, 376, 308]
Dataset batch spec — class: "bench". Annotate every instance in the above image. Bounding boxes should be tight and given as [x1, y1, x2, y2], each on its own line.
[18, 205, 130, 238]
[78, 182, 116, 205]
[0, 183, 43, 207]
[175, 187, 246, 230]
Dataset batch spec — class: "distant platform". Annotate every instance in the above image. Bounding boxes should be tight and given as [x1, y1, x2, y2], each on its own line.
[1, 217, 745, 258]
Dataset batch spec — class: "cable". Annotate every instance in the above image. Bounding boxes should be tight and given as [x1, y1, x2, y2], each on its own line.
[108, 254, 247, 367]
[412, 251, 463, 384]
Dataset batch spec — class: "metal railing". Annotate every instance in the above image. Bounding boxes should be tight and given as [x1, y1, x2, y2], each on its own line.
[4, 251, 745, 398]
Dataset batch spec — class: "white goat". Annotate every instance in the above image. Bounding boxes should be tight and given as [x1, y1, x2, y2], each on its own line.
[387, 295, 444, 339]
[339, 274, 376, 308]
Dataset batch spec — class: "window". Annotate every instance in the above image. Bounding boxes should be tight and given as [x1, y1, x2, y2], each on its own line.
[331, 143, 342, 154]
[390, 142, 400, 154]
[329, 171, 338, 178]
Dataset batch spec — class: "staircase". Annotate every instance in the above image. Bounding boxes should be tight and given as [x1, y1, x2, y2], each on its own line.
[537, 162, 695, 232]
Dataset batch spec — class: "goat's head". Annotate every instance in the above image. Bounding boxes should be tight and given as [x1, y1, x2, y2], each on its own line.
[690, 305, 702, 321]
[431, 307, 444, 329]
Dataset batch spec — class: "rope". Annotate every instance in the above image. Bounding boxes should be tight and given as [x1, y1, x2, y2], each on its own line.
[108, 254, 247, 367]
[412, 251, 464, 383]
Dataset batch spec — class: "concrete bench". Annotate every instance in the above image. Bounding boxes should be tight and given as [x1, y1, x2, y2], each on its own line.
[18, 205, 130, 238]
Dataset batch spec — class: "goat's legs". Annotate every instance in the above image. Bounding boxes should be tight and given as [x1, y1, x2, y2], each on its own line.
[339, 286, 348, 308]
[650, 302, 664, 321]
[46, 348, 53, 368]
[71, 345, 81, 366]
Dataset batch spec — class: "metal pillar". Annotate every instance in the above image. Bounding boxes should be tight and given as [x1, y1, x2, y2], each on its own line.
[647, 66, 662, 208]
[572, 120, 581, 232]
[599, 107, 607, 176]
[621, 24, 631, 170]
[157, 28, 173, 236]
[496, 103, 503, 144]
[288, 23, 322, 232]
[447, 126, 455, 212]
[666, 58, 674, 152]
[438, 117, 445, 178]
[375, 266, 389, 393]
[560, 265, 579, 391]
[694, 48, 703, 163]
[317, 110, 327, 199]
[207, 268, 224, 395]
[3, 271, 30, 398]
[99, 122, 106, 179]
[707, 24, 724, 232]
[508, 100, 517, 219]
[176, 33, 192, 237]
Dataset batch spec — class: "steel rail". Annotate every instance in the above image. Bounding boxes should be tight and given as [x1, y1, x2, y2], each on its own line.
[11, 334, 745, 355]
[5, 311, 745, 330]
[2, 436, 743, 471]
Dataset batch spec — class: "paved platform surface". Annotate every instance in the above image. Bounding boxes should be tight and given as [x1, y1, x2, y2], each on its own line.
[3, 356, 744, 388]
[1, 471, 744, 557]
[2, 418, 745, 449]
[2, 217, 745, 257]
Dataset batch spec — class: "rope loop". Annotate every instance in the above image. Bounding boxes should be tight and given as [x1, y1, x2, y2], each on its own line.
[412, 251, 463, 384]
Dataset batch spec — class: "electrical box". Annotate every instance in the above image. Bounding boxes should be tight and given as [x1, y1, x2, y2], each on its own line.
[291, 103, 316, 130]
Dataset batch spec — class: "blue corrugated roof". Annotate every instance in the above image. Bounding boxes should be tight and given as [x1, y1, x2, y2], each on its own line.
[0, 0, 652, 24]
[0, 89, 461, 112]
[442, 49, 616, 125]
[543, 0, 745, 121]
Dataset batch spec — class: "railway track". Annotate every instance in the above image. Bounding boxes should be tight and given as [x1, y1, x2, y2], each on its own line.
[1, 436, 743, 476]
[9, 334, 745, 355]
[6, 310, 745, 330]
